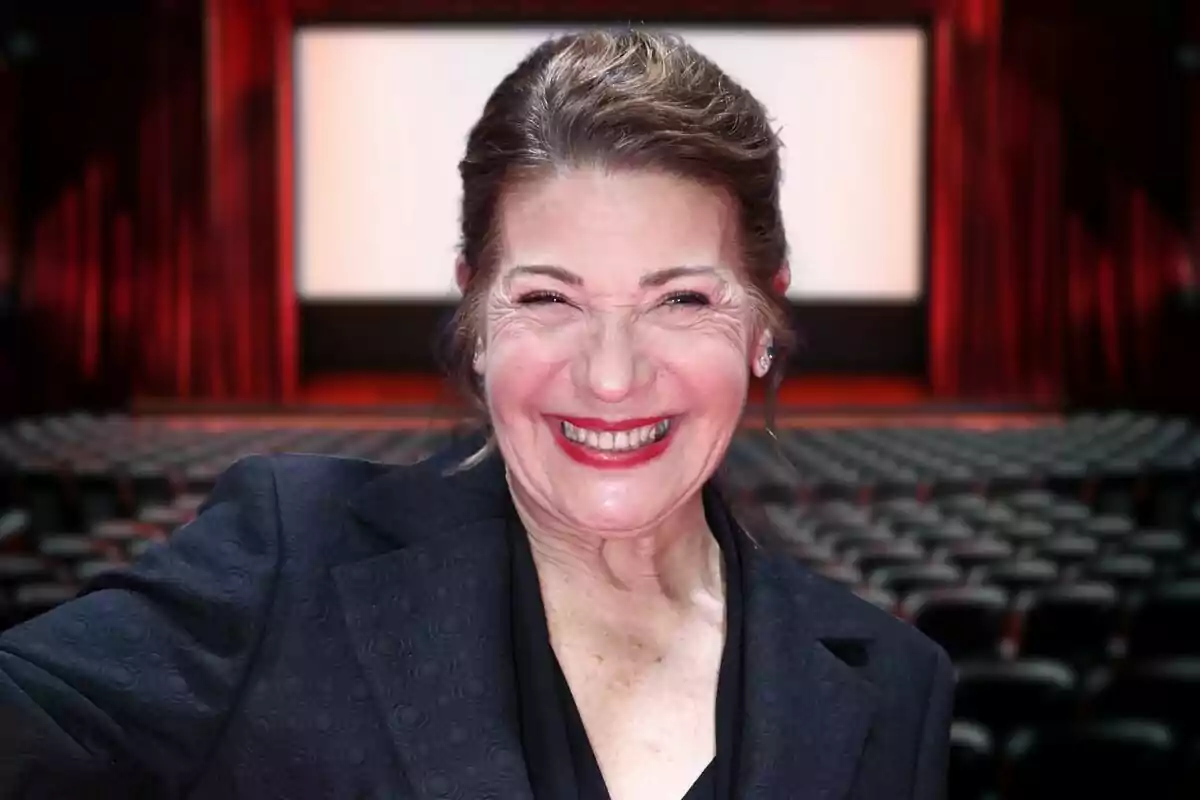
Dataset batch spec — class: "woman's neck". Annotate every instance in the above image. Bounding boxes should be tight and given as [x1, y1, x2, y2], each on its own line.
[513, 489, 725, 620]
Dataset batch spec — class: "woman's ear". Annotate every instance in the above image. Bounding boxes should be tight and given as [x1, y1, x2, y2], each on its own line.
[455, 257, 472, 294]
[751, 330, 774, 378]
[773, 262, 792, 296]
[472, 337, 486, 375]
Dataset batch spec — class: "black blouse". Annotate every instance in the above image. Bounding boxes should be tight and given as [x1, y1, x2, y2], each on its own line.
[509, 486, 745, 800]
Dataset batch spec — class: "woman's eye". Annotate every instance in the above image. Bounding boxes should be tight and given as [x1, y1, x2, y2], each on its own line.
[661, 291, 710, 307]
[516, 291, 570, 306]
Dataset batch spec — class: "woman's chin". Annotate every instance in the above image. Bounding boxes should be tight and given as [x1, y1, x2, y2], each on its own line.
[547, 487, 679, 538]
[561, 513, 664, 539]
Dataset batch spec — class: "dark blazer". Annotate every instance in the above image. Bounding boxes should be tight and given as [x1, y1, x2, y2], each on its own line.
[0, 438, 954, 799]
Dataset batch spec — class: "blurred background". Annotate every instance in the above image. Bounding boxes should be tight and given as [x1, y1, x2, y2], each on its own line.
[1, 0, 1199, 797]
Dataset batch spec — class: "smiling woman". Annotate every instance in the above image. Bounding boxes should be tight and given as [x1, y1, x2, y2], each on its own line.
[480, 169, 761, 538]
[0, 28, 952, 800]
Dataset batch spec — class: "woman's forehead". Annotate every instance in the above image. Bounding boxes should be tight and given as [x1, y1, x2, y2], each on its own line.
[494, 168, 744, 286]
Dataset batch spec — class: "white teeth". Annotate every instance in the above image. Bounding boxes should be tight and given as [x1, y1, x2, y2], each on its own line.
[560, 419, 671, 452]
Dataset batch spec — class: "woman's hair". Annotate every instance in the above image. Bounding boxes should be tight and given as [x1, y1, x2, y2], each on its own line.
[444, 27, 794, 421]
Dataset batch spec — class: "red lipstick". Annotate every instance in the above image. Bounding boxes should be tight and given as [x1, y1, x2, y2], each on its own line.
[548, 415, 675, 469]
[555, 416, 668, 432]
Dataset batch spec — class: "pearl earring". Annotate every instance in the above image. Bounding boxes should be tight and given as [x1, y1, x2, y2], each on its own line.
[756, 337, 775, 376]
[757, 351, 772, 375]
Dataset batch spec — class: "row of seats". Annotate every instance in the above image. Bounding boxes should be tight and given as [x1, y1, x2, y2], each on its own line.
[724, 415, 1199, 531]
[953, 719, 1200, 799]
[952, 657, 1200, 738]
[4, 412, 1198, 532]
[2, 411, 1198, 799]
[879, 581, 1199, 665]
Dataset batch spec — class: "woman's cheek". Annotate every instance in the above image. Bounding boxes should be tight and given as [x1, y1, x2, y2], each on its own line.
[484, 323, 580, 398]
[646, 324, 750, 382]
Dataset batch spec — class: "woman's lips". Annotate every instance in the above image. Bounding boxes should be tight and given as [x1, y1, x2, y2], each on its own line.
[553, 415, 672, 432]
[548, 415, 676, 469]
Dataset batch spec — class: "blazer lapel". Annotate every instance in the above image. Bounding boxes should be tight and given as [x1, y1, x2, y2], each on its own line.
[333, 444, 878, 800]
[738, 543, 880, 800]
[334, 446, 535, 800]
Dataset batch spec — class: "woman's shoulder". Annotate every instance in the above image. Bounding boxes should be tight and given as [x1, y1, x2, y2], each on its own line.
[216, 431, 503, 549]
[238, 430, 491, 511]
[748, 537, 949, 670]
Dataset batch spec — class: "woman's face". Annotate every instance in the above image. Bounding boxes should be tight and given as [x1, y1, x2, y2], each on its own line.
[475, 168, 773, 537]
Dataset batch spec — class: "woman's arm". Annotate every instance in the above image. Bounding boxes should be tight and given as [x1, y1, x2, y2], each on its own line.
[911, 645, 955, 800]
[0, 455, 283, 799]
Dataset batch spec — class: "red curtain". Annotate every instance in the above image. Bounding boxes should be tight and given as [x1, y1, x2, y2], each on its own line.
[13, 4, 203, 409]
[205, 0, 293, 402]
[1190, 2, 1200, 275]
[13, 0, 285, 409]
[929, 0, 1190, 405]
[930, 0, 1069, 402]
[12, 0, 1190, 409]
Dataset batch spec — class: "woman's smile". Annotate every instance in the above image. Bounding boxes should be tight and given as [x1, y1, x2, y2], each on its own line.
[549, 414, 677, 468]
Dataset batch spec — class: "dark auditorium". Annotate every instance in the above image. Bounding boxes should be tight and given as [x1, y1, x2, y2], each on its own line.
[1, 2, 1199, 799]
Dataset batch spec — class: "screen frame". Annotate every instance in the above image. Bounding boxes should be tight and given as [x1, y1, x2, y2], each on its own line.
[282, 16, 935, 388]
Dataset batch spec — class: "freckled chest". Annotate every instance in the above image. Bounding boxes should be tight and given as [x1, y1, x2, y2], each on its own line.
[548, 608, 725, 800]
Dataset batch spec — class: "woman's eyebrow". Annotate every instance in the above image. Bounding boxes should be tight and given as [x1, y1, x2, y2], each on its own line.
[639, 266, 723, 287]
[503, 264, 724, 290]
[504, 265, 583, 288]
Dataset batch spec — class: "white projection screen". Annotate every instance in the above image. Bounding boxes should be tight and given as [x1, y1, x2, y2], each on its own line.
[295, 26, 927, 301]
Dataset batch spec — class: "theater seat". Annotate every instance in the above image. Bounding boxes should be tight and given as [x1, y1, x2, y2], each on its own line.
[1091, 458, 1144, 518]
[873, 496, 925, 518]
[848, 539, 925, 575]
[75, 559, 124, 584]
[1087, 659, 1200, 740]
[935, 494, 991, 520]
[1080, 514, 1135, 550]
[996, 518, 1054, 552]
[961, 503, 1018, 535]
[1085, 554, 1157, 593]
[875, 501, 939, 536]
[904, 586, 1009, 662]
[943, 538, 1015, 573]
[1007, 490, 1057, 518]
[0, 555, 51, 592]
[981, 559, 1059, 595]
[1045, 501, 1092, 534]
[0, 593, 14, 631]
[763, 504, 809, 543]
[1003, 720, 1177, 800]
[949, 720, 995, 800]
[781, 541, 836, 570]
[852, 586, 897, 612]
[1178, 739, 1200, 800]
[1126, 581, 1200, 658]
[812, 562, 861, 587]
[137, 504, 193, 537]
[1018, 583, 1118, 669]
[1123, 529, 1188, 571]
[1042, 462, 1088, 500]
[908, 519, 976, 550]
[954, 659, 1077, 739]
[1142, 453, 1196, 528]
[37, 534, 98, 565]
[1035, 534, 1099, 573]
[13, 582, 79, 624]
[869, 562, 962, 596]
[810, 500, 871, 530]
[822, 525, 893, 556]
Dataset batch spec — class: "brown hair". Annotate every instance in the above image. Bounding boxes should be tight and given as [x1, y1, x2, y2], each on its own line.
[445, 28, 794, 430]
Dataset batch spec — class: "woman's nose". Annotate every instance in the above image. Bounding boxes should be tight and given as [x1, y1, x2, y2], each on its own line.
[574, 317, 652, 403]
